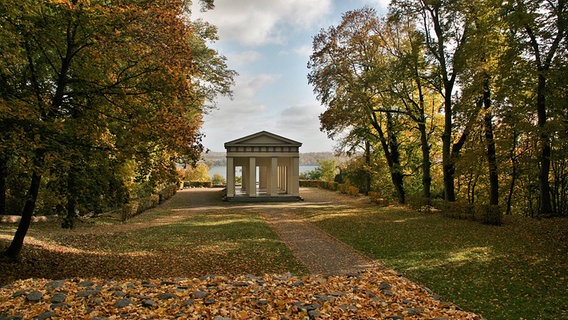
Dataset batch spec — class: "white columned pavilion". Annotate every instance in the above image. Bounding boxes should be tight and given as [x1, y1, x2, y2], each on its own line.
[224, 131, 302, 201]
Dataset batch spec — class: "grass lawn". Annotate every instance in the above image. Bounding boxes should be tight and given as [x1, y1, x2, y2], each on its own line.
[308, 204, 568, 320]
[0, 208, 306, 285]
[1, 188, 566, 319]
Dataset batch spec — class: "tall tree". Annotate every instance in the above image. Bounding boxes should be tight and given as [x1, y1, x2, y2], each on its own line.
[505, 0, 567, 215]
[459, 0, 506, 211]
[308, 8, 409, 203]
[0, 0, 234, 260]
[381, 15, 437, 200]
[391, 0, 479, 202]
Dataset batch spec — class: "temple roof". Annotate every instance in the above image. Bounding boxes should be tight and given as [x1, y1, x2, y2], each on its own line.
[224, 131, 302, 148]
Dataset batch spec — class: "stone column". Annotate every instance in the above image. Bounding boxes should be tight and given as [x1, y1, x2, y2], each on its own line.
[226, 157, 235, 197]
[277, 165, 283, 192]
[248, 157, 256, 197]
[259, 165, 267, 190]
[286, 158, 293, 196]
[241, 163, 247, 192]
[290, 157, 300, 196]
[269, 157, 278, 196]
[280, 159, 289, 193]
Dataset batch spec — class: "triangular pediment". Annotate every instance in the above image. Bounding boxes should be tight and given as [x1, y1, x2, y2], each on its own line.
[225, 131, 302, 148]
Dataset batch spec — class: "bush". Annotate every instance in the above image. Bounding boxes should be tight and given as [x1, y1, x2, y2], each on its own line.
[189, 181, 212, 188]
[300, 180, 324, 188]
[323, 181, 339, 191]
[120, 184, 177, 221]
[299, 180, 340, 192]
[431, 199, 502, 225]
[481, 204, 502, 225]
[212, 173, 226, 186]
[158, 184, 177, 203]
[368, 191, 390, 207]
[338, 183, 359, 196]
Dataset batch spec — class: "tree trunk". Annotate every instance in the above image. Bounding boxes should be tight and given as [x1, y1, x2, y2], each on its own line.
[392, 170, 406, 204]
[2, 171, 42, 261]
[506, 132, 519, 215]
[387, 113, 405, 204]
[536, 73, 553, 215]
[443, 162, 456, 201]
[370, 112, 405, 204]
[363, 141, 371, 195]
[482, 77, 499, 206]
[0, 156, 7, 215]
[62, 169, 77, 229]
[442, 86, 456, 202]
[418, 122, 432, 200]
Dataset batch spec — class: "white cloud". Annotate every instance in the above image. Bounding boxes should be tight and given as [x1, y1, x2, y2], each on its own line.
[361, 0, 390, 10]
[237, 73, 281, 99]
[200, 72, 283, 150]
[275, 103, 335, 152]
[277, 105, 319, 129]
[226, 50, 262, 67]
[192, 0, 333, 46]
[293, 45, 313, 57]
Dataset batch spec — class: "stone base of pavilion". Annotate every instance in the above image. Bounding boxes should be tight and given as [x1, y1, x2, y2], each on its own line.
[222, 187, 303, 202]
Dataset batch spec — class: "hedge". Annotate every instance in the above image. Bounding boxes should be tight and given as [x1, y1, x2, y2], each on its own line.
[120, 184, 178, 221]
[299, 180, 357, 196]
[183, 181, 212, 188]
[431, 199, 502, 225]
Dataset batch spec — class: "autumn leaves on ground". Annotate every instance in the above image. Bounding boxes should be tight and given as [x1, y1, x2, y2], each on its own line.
[1, 188, 567, 319]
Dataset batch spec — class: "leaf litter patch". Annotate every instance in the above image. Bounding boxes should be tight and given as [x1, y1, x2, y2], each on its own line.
[1, 267, 483, 319]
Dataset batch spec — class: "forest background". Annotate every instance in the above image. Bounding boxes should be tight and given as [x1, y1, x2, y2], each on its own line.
[306, 0, 567, 224]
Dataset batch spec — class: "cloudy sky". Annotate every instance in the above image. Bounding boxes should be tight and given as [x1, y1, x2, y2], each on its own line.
[191, 0, 389, 152]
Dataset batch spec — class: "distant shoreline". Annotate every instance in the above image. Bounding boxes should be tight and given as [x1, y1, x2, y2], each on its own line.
[209, 165, 319, 179]
[202, 151, 347, 167]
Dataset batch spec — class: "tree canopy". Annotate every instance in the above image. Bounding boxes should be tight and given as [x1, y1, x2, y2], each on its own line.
[309, 1, 567, 220]
[0, 0, 235, 259]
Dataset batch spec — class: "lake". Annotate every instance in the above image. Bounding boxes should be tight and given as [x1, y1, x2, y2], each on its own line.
[209, 165, 318, 179]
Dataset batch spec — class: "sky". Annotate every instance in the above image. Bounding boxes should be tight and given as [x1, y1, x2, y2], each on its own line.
[191, 0, 389, 153]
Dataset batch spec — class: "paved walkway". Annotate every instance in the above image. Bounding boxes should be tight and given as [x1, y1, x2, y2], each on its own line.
[262, 210, 376, 274]
[176, 188, 377, 275]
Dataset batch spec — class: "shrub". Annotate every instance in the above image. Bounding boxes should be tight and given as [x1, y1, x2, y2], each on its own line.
[300, 180, 322, 188]
[481, 204, 502, 225]
[368, 191, 390, 206]
[324, 181, 339, 191]
[121, 202, 138, 221]
[189, 181, 212, 188]
[212, 173, 226, 186]
[159, 184, 178, 203]
[338, 183, 359, 196]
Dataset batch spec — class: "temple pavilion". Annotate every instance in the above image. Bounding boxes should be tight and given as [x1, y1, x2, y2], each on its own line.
[224, 131, 302, 201]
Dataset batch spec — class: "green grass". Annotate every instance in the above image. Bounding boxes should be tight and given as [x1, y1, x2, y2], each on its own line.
[2, 189, 566, 319]
[308, 205, 568, 320]
[0, 211, 306, 284]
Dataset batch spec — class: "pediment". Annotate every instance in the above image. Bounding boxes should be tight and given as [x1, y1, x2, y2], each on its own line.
[225, 131, 302, 148]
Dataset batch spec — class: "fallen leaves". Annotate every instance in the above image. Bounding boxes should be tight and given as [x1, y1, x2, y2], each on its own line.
[0, 268, 482, 319]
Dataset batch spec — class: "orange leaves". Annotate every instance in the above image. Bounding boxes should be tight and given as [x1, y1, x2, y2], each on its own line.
[0, 270, 482, 319]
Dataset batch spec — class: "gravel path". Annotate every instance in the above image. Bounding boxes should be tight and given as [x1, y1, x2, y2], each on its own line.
[262, 210, 376, 275]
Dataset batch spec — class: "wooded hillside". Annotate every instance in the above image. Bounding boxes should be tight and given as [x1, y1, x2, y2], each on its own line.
[308, 1, 567, 221]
